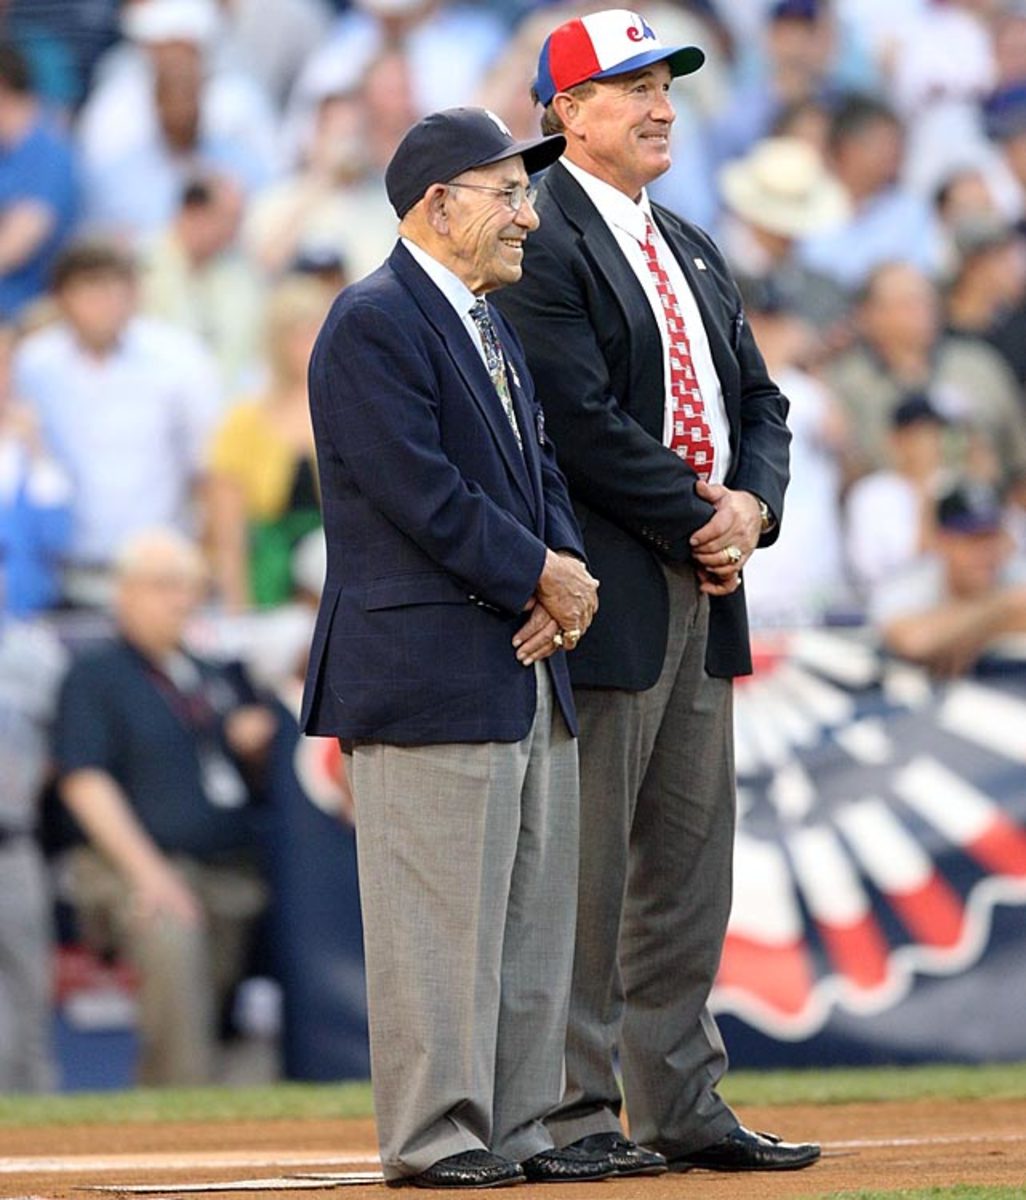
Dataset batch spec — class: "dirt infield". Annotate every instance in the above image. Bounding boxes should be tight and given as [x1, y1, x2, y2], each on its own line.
[2, 1098, 1025, 1199]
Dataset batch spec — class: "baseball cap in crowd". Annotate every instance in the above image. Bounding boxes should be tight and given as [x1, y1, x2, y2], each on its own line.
[385, 107, 565, 219]
[769, 0, 822, 20]
[983, 83, 1026, 141]
[936, 480, 1005, 534]
[891, 392, 950, 430]
[533, 9, 704, 108]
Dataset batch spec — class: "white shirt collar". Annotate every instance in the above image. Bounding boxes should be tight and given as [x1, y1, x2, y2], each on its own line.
[560, 158, 654, 246]
[401, 236, 479, 319]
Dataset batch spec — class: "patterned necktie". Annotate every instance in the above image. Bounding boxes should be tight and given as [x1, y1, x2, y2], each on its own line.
[639, 218, 714, 480]
[470, 299, 523, 451]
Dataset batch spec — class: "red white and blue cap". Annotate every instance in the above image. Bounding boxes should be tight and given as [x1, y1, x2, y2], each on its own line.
[534, 8, 705, 108]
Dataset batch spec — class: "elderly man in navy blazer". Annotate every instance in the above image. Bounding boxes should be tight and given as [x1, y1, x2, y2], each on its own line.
[301, 108, 606, 1190]
[494, 8, 820, 1178]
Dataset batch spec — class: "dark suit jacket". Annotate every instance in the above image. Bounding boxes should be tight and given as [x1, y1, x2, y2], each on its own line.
[301, 241, 585, 744]
[493, 162, 791, 688]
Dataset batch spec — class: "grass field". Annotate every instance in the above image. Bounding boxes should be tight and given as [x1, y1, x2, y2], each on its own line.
[2, 1060, 1026, 1127]
[3, 1064, 1025, 1200]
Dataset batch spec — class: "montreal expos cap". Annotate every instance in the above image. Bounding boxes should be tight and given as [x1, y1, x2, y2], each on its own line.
[534, 8, 705, 108]
[385, 107, 566, 219]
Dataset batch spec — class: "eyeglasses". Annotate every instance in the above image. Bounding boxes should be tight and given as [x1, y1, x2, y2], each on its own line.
[446, 181, 538, 213]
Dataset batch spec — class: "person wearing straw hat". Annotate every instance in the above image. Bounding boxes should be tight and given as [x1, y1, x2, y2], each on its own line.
[494, 8, 819, 1176]
[718, 135, 850, 331]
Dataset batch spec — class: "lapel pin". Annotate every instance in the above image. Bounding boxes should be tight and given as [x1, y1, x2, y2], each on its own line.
[694, 257, 707, 271]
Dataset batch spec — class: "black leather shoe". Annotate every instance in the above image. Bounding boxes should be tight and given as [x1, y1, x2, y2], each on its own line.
[388, 1150, 526, 1189]
[665, 1126, 821, 1172]
[564, 1132, 667, 1177]
[521, 1145, 616, 1182]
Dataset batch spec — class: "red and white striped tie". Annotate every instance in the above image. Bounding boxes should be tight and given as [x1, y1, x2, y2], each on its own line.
[640, 218, 714, 480]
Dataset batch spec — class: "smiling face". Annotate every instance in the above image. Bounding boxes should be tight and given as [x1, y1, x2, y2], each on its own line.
[557, 61, 675, 199]
[441, 155, 540, 294]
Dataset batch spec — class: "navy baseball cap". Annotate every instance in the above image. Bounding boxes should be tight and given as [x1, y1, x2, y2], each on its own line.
[891, 392, 949, 430]
[937, 481, 1005, 534]
[385, 107, 565, 219]
[534, 9, 704, 108]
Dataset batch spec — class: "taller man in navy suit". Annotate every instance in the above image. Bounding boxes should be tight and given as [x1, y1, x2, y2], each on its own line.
[301, 108, 606, 1190]
[494, 9, 819, 1176]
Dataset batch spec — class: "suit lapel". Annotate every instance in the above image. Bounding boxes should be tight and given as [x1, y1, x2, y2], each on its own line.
[544, 165, 668, 440]
[391, 244, 537, 515]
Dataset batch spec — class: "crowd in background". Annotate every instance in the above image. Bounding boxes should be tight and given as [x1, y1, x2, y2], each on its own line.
[2, 0, 1026, 1090]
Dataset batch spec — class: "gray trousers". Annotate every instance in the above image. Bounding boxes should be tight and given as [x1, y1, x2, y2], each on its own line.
[0, 839, 55, 1092]
[547, 562, 739, 1154]
[67, 848, 267, 1086]
[352, 665, 579, 1180]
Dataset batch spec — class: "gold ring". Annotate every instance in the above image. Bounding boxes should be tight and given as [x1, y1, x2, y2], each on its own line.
[564, 627, 582, 646]
[724, 544, 742, 565]
[552, 631, 565, 648]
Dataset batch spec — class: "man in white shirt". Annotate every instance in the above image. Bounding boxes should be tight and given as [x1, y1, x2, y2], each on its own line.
[13, 240, 221, 605]
[495, 8, 817, 1175]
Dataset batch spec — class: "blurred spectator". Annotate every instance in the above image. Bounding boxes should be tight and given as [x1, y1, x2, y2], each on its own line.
[718, 135, 851, 330]
[845, 392, 950, 594]
[712, 0, 878, 165]
[732, 277, 851, 625]
[0, 322, 72, 616]
[932, 164, 1005, 264]
[245, 69, 397, 282]
[216, 0, 335, 108]
[78, 0, 278, 241]
[0, 42, 77, 321]
[206, 275, 331, 611]
[881, 0, 997, 196]
[2, 0, 120, 110]
[55, 528, 276, 1085]
[286, 0, 507, 138]
[943, 214, 1026, 349]
[982, 81, 1026, 225]
[870, 478, 1026, 674]
[140, 173, 264, 393]
[825, 260, 1026, 485]
[13, 240, 221, 607]
[799, 93, 943, 289]
[0, 618, 66, 1092]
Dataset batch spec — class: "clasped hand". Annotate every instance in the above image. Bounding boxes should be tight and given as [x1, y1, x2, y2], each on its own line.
[689, 481, 762, 596]
[513, 550, 599, 666]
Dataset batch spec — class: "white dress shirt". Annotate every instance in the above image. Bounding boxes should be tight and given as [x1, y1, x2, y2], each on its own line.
[13, 317, 221, 565]
[561, 158, 732, 484]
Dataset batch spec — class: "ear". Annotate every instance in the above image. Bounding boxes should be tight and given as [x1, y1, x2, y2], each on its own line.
[423, 184, 450, 234]
[551, 92, 581, 135]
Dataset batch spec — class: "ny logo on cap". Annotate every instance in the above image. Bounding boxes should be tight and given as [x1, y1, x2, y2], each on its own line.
[484, 109, 513, 138]
[626, 14, 656, 43]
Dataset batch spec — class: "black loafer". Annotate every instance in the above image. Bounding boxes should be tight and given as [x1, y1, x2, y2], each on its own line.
[665, 1125, 821, 1172]
[388, 1149, 526, 1189]
[521, 1145, 616, 1182]
[564, 1132, 667, 1177]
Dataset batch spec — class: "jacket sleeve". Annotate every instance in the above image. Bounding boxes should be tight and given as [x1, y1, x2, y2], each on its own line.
[314, 298, 548, 614]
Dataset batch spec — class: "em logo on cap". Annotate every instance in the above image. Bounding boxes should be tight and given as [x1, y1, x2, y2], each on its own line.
[534, 8, 704, 108]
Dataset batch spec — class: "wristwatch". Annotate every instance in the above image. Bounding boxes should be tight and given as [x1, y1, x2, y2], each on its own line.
[756, 495, 775, 535]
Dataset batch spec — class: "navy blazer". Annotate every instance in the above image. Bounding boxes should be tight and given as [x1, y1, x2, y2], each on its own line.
[301, 241, 585, 744]
[493, 162, 791, 688]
